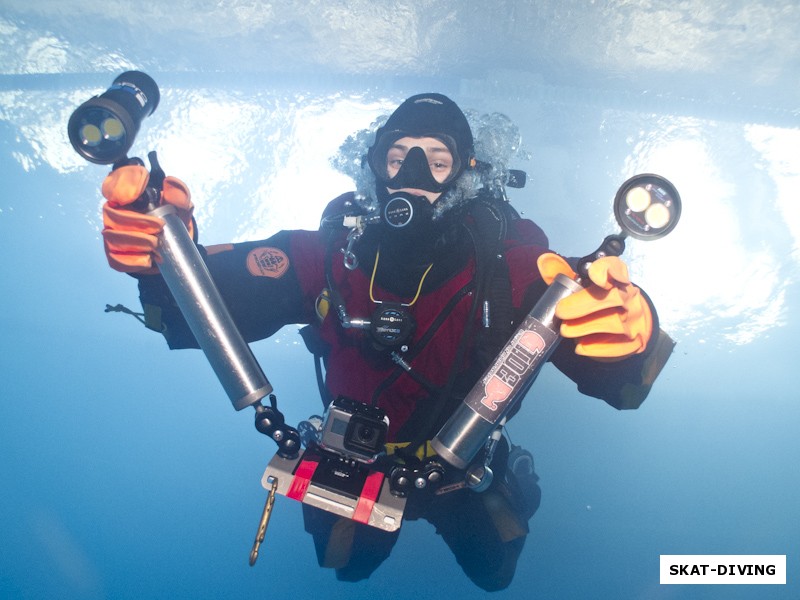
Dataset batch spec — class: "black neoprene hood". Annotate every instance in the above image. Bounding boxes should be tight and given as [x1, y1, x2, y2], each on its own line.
[368, 93, 475, 185]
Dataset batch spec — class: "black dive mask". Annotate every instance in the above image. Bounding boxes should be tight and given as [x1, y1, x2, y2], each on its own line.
[387, 145, 446, 193]
[369, 134, 463, 194]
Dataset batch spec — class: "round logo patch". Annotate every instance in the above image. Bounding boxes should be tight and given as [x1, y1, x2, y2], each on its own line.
[246, 247, 289, 278]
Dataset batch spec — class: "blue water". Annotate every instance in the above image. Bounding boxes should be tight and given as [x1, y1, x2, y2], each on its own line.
[1, 2, 798, 599]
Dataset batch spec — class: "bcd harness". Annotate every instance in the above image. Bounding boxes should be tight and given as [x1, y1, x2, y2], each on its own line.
[301, 191, 522, 470]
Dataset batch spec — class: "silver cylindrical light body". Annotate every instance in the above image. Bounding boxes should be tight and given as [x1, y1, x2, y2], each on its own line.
[152, 205, 273, 410]
[431, 274, 582, 469]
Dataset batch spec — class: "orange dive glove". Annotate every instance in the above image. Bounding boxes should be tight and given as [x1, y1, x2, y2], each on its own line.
[536, 253, 653, 359]
[101, 164, 194, 274]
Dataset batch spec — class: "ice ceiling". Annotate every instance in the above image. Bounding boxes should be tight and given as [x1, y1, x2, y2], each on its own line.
[1, 0, 799, 348]
[2, 0, 798, 115]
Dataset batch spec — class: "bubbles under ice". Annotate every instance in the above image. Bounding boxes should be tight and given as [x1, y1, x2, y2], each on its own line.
[468, 110, 530, 173]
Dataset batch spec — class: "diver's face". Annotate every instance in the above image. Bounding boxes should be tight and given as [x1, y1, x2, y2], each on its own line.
[386, 136, 454, 203]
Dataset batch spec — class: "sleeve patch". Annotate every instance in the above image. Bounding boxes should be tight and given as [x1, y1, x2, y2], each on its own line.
[246, 247, 290, 278]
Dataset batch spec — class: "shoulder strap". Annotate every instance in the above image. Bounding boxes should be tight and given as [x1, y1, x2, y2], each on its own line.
[466, 195, 518, 371]
[396, 195, 518, 454]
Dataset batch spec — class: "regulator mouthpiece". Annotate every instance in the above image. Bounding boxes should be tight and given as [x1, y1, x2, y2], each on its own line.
[68, 71, 160, 165]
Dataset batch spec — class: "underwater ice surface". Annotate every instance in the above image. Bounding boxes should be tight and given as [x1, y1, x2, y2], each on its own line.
[1, 2, 799, 599]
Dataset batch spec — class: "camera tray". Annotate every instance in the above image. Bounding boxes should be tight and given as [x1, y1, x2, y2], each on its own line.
[261, 448, 407, 532]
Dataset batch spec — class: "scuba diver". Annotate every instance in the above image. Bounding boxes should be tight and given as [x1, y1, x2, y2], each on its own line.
[99, 93, 671, 591]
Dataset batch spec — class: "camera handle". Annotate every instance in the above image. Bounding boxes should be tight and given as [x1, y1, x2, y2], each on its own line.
[122, 153, 305, 565]
[121, 152, 304, 460]
[123, 151, 276, 414]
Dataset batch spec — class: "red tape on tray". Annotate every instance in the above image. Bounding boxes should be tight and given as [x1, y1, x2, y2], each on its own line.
[352, 470, 385, 524]
[287, 458, 320, 501]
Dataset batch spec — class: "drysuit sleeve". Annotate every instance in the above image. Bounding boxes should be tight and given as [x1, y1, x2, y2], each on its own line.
[135, 229, 327, 349]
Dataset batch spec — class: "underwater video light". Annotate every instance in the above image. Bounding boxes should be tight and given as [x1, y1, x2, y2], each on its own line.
[68, 71, 160, 165]
[432, 172, 683, 471]
[613, 173, 681, 241]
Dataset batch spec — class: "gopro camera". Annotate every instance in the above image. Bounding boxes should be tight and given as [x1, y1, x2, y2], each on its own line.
[318, 397, 389, 464]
